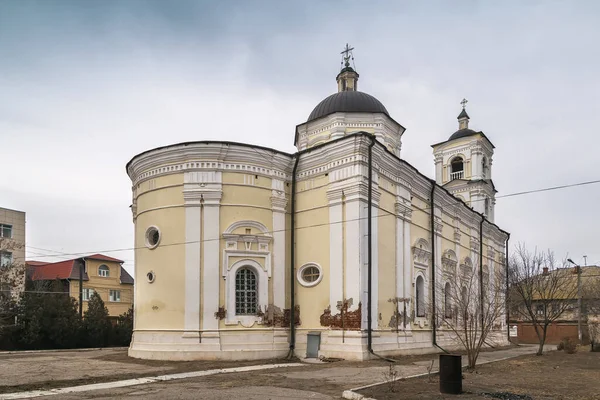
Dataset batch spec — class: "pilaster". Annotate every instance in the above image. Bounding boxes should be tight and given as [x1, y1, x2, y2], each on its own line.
[271, 179, 288, 310]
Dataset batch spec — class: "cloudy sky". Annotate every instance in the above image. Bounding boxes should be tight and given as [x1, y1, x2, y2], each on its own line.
[1, 0, 599, 273]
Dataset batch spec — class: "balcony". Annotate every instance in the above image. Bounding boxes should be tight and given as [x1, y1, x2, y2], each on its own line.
[450, 171, 464, 180]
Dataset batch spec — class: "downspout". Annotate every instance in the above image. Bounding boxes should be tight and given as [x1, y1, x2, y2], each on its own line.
[505, 233, 511, 343]
[365, 135, 396, 362]
[79, 258, 84, 318]
[287, 154, 300, 358]
[429, 182, 448, 353]
[479, 217, 484, 329]
[367, 136, 375, 353]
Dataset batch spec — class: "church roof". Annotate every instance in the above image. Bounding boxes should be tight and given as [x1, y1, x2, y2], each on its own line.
[431, 129, 495, 148]
[449, 128, 479, 141]
[457, 108, 470, 120]
[307, 91, 390, 122]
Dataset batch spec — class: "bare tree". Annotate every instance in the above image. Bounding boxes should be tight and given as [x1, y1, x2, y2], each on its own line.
[581, 271, 600, 350]
[508, 244, 578, 355]
[436, 261, 506, 370]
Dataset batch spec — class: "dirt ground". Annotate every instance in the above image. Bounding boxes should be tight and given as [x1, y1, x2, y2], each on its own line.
[0, 347, 443, 395]
[357, 347, 600, 400]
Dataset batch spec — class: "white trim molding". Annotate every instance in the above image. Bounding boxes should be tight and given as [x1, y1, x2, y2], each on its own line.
[297, 262, 324, 288]
[225, 259, 269, 327]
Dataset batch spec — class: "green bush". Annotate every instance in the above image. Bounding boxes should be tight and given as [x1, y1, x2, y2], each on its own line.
[1, 279, 134, 351]
[111, 307, 133, 347]
[15, 279, 81, 350]
[82, 292, 111, 348]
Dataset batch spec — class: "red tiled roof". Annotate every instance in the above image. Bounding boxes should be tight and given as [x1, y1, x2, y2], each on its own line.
[85, 254, 124, 263]
[28, 254, 125, 281]
[26, 261, 51, 266]
[30, 259, 76, 280]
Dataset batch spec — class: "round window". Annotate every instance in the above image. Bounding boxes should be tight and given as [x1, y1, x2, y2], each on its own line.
[297, 263, 323, 287]
[147, 271, 156, 283]
[145, 226, 161, 249]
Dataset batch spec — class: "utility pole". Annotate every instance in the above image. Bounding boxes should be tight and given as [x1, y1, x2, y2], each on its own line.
[577, 264, 582, 342]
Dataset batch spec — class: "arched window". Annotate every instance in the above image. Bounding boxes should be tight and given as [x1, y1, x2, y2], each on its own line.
[450, 157, 464, 180]
[235, 268, 257, 315]
[444, 282, 452, 318]
[416, 276, 425, 318]
[484, 198, 490, 216]
[98, 265, 109, 277]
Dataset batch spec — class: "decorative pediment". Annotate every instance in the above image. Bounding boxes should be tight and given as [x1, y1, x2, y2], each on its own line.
[412, 238, 431, 266]
[460, 257, 473, 277]
[442, 249, 458, 272]
[223, 220, 272, 252]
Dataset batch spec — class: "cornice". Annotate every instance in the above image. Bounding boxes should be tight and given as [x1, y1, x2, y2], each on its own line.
[128, 142, 294, 186]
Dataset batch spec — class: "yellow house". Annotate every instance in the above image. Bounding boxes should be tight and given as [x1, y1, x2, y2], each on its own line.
[28, 254, 134, 318]
[126, 46, 510, 361]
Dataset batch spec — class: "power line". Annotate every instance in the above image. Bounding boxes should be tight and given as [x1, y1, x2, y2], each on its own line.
[20, 178, 600, 261]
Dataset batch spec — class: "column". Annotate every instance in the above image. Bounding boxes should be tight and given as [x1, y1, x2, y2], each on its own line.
[202, 191, 222, 338]
[271, 180, 288, 310]
[403, 207, 412, 331]
[327, 188, 344, 310]
[183, 181, 203, 339]
[395, 199, 411, 329]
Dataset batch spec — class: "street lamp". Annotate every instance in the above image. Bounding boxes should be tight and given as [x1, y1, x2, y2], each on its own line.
[567, 258, 582, 342]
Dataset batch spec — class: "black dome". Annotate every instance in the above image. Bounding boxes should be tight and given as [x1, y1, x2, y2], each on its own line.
[449, 128, 478, 141]
[307, 91, 389, 122]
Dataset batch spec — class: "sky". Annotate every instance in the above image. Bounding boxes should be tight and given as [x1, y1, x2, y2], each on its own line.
[1, 0, 599, 273]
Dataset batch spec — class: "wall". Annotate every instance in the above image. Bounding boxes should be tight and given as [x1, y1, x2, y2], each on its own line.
[515, 322, 588, 345]
[134, 173, 186, 330]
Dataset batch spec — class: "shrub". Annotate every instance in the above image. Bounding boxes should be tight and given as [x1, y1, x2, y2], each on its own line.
[111, 307, 133, 346]
[15, 279, 81, 350]
[560, 337, 578, 354]
[82, 292, 111, 347]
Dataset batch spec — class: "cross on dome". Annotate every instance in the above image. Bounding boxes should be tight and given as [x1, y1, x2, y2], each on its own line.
[341, 43, 355, 68]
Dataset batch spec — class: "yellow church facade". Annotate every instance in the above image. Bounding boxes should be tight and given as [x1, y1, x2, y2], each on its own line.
[126, 49, 509, 361]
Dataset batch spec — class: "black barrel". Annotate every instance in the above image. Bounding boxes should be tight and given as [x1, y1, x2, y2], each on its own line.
[439, 354, 462, 394]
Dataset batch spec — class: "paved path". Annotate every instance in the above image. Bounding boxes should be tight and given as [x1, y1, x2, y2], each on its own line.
[0, 345, 551, 399]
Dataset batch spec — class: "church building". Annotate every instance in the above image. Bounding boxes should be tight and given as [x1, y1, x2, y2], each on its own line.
[126, 46, 509, 361]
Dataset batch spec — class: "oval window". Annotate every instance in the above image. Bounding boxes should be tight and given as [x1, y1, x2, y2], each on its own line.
[297, 263, 323, 287]
[145, 226, 160, 249]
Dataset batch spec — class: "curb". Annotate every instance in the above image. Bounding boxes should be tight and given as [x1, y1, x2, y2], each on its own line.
[0, 347, 129, 356]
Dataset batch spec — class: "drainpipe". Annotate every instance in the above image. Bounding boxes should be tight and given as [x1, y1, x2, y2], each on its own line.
[505, 233, 510, 343]
[430, 181, 448, 354]
[362, 135, 397, 362]
[367, 136, 375, 353]
[479, 217, 484, 329]
[79, 258, 84, 318]
[287, 154, 300, 358]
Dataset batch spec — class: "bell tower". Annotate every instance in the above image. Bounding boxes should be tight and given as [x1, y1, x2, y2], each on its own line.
[431, 100, 497, 221]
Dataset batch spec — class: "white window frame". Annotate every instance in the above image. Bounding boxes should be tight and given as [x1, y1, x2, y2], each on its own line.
[82, 288, 95, 301]
[225, 259, 268, 326]
[0, 224, 12, 239]
[297, 262, 323, 287]
[109, 289, 121, 302]
[145, 225, 161, 249]
[98, 265, 110, 277]
[0, 251, 12, 268]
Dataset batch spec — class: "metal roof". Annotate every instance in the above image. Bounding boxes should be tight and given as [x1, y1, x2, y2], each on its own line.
[307, 91, 389, 122]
